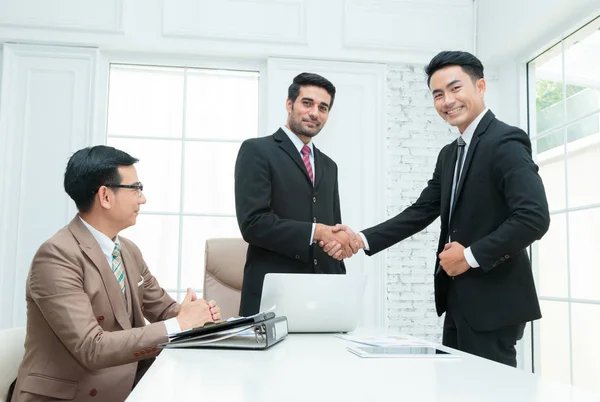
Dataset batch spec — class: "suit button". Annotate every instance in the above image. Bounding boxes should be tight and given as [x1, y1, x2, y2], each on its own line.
[313, 197, 316, 203]
[89, 389, 97, 397]
[500, 257, 505, 262]
[97, 315, 104, 323]
[134, 352, 140, 357]
[152, 347, 158, 352]
[295, 255, 300, 259]
[504, 254, 510, 259]
[492, 262, 497, 267]
[313, 217, 317, 223]
[314, 259, 318, 265]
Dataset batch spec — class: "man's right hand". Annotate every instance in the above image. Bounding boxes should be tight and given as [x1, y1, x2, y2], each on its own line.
[314, 223, 358, 260]
[176, 288, 214, 331]
[319, 224, 364, 260]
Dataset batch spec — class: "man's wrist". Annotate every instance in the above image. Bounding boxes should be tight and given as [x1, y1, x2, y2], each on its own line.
[314, 223, 325, 242]
[310, 223, 316, 245]
[359, 232, 370, 251]
[463, 247, 480, 268]
[165, 317, 182, 339]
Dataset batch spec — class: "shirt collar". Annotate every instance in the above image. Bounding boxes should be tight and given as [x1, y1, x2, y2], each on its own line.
[79, 216, 119, 259]
[281, 125, 313, 155]
[459, 108, 488, 146]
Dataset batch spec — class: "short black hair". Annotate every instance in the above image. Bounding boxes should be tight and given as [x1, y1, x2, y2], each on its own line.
[64, 145, 138, 212]
[424, 51, 484, 87]
[288, 72, 336, 110]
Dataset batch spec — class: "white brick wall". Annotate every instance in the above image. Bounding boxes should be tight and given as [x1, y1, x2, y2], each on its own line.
[385, 65, 456, 342]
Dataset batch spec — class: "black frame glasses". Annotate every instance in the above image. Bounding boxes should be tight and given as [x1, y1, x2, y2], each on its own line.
[94, 183, 144, 194]
[104, 183, 144, 192]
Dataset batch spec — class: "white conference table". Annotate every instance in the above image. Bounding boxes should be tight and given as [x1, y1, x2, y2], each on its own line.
[127, 331, 600, 402]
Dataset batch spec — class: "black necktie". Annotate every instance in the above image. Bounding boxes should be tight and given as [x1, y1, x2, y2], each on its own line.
[438, 136, 467, 276]
[449, 136, 466, 226]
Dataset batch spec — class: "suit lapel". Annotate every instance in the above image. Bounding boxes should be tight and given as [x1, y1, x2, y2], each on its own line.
[448, 110, 494, 222]
[441, 144, 456, 225]
[69, 217, 132, 330]
[274, 129, 314, 186]
[120, 244, 144, 327]
[313, 145, 324, 189]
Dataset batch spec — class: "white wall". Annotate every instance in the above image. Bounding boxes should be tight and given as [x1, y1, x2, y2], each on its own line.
[0, 0, 474, 65]
[477, 0, 600, 66]
[0, 44, 97, 328]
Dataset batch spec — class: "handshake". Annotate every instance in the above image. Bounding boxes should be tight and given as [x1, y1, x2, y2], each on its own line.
[314, 223, 364, 261]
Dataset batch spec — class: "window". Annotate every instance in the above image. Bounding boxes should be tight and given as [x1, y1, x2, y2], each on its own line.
[528, 16, 600, 393]
[106, 64, 259, 301]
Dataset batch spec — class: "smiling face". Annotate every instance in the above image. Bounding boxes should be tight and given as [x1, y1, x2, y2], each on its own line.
[286, 85, 331, 142]
[429, 65, 486, 133]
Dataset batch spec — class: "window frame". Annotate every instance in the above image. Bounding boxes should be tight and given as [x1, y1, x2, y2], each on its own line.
[96, 53, 267, 300]
[526, 15, 600, 387]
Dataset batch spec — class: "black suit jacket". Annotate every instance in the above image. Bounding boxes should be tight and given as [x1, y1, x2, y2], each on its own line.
[235, 128, 346, 316]
[363, 111, 550, 331]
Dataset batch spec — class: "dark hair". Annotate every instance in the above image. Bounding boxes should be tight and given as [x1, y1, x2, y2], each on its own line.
[288, 72, 336, 110]
[64, 145, 139, 212]
[425, 51, 484, 87]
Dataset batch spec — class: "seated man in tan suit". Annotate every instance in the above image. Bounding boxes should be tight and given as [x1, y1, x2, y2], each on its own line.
[10, 145, 221, 402]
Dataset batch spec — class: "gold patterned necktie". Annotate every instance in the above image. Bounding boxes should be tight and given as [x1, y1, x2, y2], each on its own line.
[111, 243, 126, 293]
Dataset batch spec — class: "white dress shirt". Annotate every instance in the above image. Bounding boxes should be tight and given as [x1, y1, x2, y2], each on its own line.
[281, 125, 317, 245]
[79, 217, 181, 336]
[359, 109, 488, 268]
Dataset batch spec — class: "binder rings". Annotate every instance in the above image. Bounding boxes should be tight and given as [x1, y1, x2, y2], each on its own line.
[168, 310, 276, 343]
[160, 316, 288, 350]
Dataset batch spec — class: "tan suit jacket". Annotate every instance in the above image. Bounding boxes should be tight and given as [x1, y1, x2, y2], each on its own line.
[12, 216, 180, 402]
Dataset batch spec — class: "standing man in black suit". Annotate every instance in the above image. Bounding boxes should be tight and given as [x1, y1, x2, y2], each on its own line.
[235, 72, 357, 316]
[324, 51, 550, 367]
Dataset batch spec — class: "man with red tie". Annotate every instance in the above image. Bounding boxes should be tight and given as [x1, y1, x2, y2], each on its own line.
[234, 73, 357, 316]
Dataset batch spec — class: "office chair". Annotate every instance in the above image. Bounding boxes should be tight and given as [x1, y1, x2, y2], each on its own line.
[0, 327, 25, 402]
[203, 238, 248, 319]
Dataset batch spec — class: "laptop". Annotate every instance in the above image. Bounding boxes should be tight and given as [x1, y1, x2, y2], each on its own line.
[259, 273, 367, 333]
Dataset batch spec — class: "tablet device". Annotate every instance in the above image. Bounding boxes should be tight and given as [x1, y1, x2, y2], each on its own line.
[348, 345, 459, 358]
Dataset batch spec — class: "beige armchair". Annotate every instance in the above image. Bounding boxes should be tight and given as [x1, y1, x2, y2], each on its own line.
[203, 238, 248, 319]
[0, 326, 25, 402]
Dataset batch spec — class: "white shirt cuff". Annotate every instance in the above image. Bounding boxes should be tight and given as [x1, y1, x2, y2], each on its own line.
[310, 223, 316, 245]
[359, 232, 370, 251]
[464, 247, 480, 268]
[164, 317, 181, 340]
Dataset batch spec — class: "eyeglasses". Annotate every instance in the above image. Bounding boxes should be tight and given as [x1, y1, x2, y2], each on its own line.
[104, 183, 144, 192]
[92, 183, 144, 196]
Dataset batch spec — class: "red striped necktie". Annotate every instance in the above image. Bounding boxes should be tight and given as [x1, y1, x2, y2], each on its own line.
[301, 145, 313, 184]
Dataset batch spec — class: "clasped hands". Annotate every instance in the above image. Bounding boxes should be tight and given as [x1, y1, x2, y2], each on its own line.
[176, 288, 221, 331]
[315, 224, 471, 276]
[314, 223, 364, 261]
